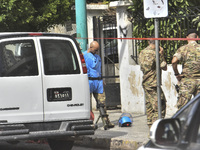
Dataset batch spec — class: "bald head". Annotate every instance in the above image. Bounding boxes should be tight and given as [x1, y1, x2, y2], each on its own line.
[88, 41, 99, 54]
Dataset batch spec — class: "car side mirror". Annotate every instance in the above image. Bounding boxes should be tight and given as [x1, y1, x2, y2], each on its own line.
[150, 118, 181, 148]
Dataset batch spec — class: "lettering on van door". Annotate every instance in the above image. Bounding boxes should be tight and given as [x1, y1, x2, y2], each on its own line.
[67, 103, 84, 107]
[0, 107, 19, 111]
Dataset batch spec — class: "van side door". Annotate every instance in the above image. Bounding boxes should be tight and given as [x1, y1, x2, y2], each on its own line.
[0, 38, 43, 123]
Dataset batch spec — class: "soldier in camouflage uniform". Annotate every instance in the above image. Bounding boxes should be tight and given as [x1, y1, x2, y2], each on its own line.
[139, 37, 167, 129]
[172, 29, 200, 110]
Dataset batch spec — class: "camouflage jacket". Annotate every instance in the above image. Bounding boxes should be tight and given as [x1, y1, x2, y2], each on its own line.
[173, 41, 200, 78]
[139, 45, 166, 87]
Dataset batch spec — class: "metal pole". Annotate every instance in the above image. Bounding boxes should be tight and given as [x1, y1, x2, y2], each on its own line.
[75, 0, 88, 52]
[154, 18, 162, 119]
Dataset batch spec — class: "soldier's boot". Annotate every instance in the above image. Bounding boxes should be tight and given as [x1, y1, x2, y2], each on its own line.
[98, 105, 109, 130]
[101, 115, 108, 130]
[104, 116, 115, 128]
[97, 100, 115, 129]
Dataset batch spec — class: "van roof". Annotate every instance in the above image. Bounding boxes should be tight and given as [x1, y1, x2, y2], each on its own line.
[0, 32, 82, 53]
[0, 32, 73, 39]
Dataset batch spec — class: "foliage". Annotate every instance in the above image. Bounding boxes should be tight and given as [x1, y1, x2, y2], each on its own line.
[129, 0, 200, 37]
[0, 0, 75, 32]
[128, 0, 200, 63]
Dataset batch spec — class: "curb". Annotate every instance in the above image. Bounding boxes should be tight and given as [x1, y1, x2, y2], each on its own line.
[74, 110, 149, 150]
[75, 136, 144, 150]
[110, 139, 142, 150]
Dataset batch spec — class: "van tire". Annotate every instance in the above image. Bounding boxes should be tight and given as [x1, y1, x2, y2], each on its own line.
[48, 139, 74, 150]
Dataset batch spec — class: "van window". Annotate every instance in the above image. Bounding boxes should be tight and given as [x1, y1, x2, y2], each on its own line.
[40, 39, 80, 75]
[0, 40, 38, 77]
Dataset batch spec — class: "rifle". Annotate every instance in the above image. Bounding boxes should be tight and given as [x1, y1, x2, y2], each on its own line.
[173, 84, 179, 93]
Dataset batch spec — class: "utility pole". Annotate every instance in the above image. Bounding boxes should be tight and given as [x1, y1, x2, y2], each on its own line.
[75, 0, 88, 52]
[143, 0, 168, 119]
[154, 18, 162, 119]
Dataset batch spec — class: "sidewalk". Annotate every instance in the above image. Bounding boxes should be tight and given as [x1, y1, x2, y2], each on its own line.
[75, 109, 150, 150]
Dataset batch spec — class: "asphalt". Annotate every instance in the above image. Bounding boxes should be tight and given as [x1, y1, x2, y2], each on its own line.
[75, 109, 150, 150]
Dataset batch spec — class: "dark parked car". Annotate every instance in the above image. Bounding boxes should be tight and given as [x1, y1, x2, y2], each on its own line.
[138, 93, 200, 150]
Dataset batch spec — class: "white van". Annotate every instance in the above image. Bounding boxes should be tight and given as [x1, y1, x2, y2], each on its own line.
[0, 32, 94, 150]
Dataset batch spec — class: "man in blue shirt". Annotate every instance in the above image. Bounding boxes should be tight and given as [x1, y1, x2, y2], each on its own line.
[84, 41, 114, 129]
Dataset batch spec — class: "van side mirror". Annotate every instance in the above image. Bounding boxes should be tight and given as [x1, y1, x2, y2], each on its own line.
[150, 118, 181, 148]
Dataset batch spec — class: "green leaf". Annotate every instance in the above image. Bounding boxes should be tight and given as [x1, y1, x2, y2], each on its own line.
[147, 24, 154, 30]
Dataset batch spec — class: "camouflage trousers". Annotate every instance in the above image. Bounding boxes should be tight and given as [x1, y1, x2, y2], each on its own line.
[143, 86, 166, 128]
[177, 78, 200, 109]
[90, 91, 107, 111]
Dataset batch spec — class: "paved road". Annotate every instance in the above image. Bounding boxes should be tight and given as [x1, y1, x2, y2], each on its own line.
[0, 141, 105, 150]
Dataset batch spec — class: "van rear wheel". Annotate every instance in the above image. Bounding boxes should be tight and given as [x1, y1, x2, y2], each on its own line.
[48, 139, 74, 150]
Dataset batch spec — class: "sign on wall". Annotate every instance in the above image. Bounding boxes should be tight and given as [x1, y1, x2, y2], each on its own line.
[143, 0, 168, 18]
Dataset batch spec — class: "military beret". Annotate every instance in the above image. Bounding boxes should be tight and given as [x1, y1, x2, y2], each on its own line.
[186, 29, 198, 36]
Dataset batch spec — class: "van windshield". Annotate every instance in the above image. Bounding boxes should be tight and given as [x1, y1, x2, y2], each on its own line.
[40, 39, 80, 75]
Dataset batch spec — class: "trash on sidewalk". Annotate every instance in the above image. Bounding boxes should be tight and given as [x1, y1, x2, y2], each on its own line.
[118, 113, 133, 127]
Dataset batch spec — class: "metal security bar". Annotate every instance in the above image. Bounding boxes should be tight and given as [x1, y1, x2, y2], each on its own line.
[93, 15, 121, 108]
[131, 6, 200, 64]
[93, 15, 119, 82]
